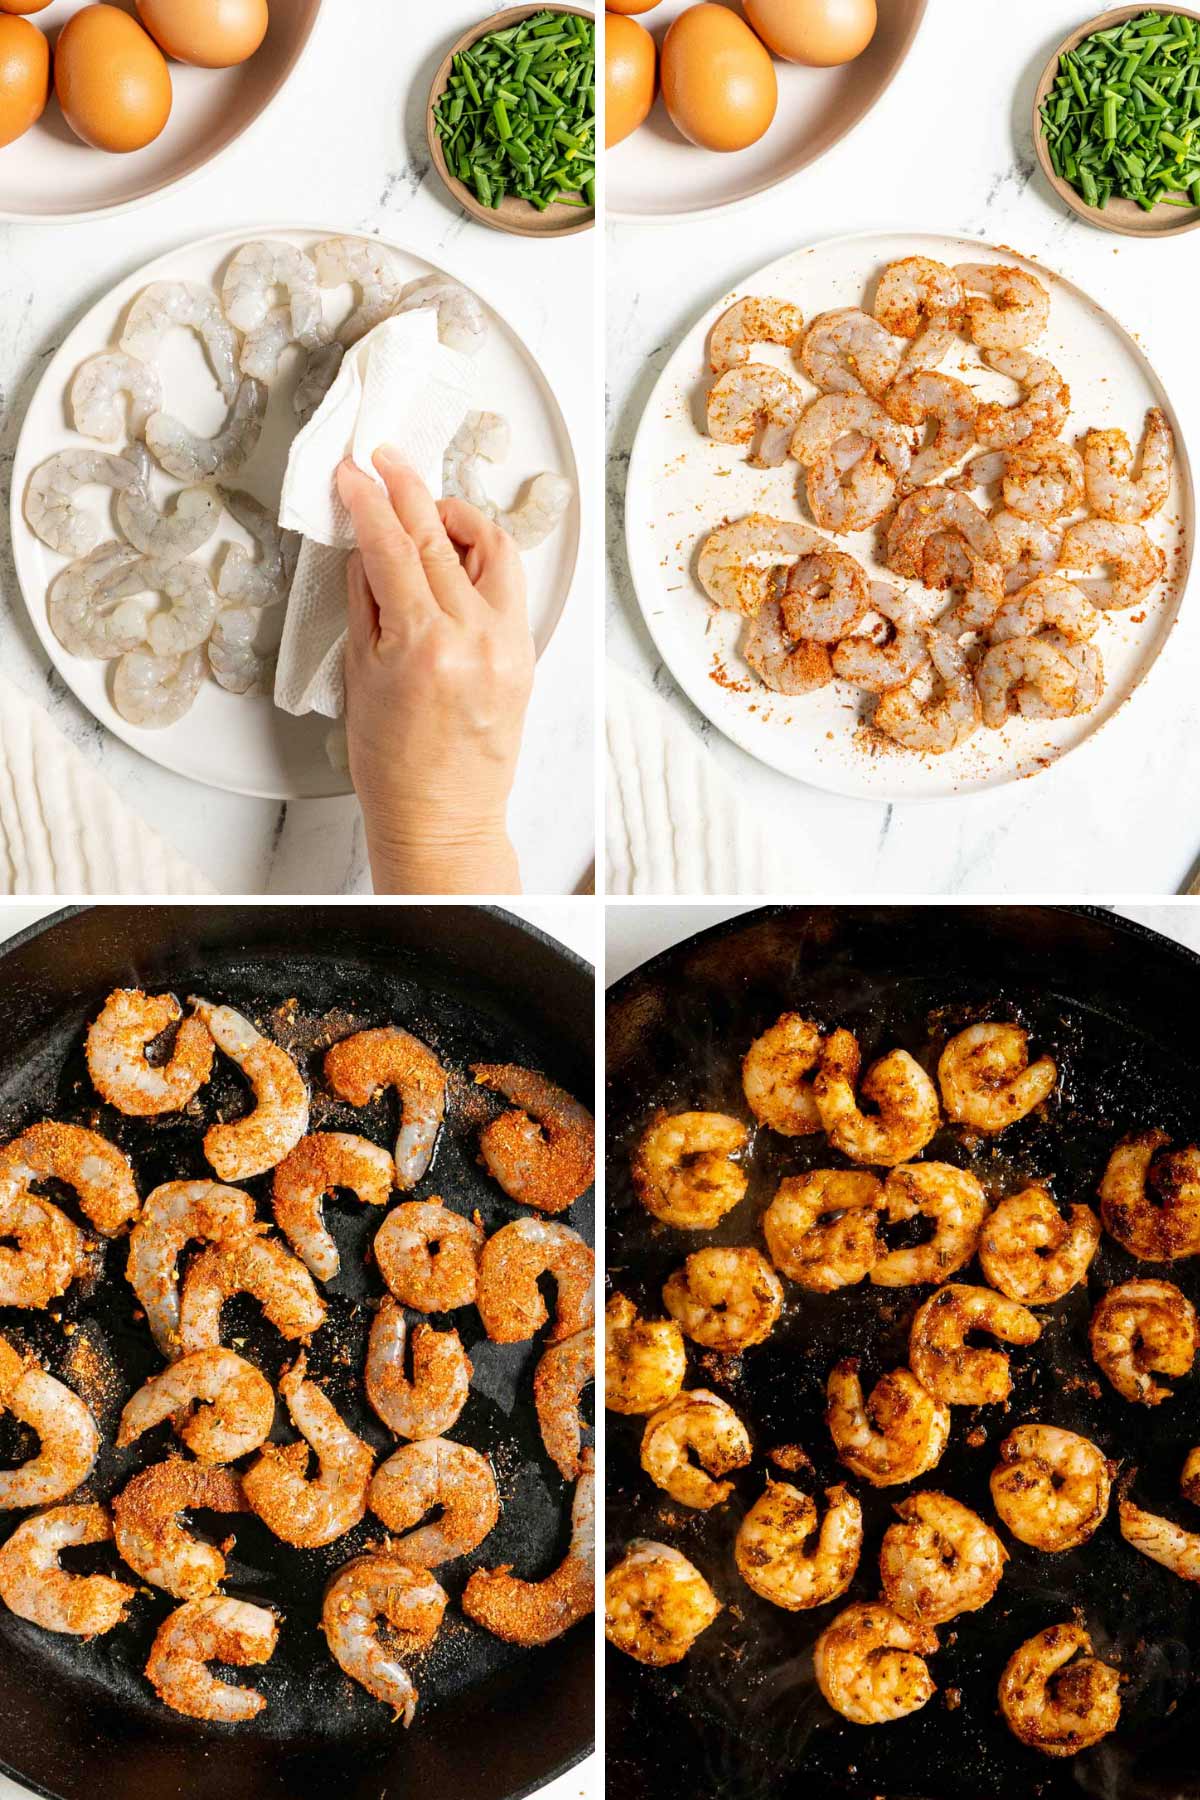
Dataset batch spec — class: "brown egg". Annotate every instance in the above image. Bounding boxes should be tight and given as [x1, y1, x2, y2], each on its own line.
[0, 14, 47, 148]
[606, 0, 660, 13]
[56, 5, 172, 153]
[0, 1, 52, 14]
[136, 0, 269, 69]
[606, 12, 656, 149]
[744, 0, 877, 66]
[661, 4, 776, 152]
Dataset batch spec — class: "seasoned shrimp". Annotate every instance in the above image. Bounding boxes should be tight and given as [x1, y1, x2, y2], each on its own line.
[190, 998, 309, 1181]
[112, 1459, 247, 1599]
[909, 1284, 1041, 1405]
[0, 1185, 89, 1310]
[121, 282, 241, 404]
[632, 1111, 748, 1229]
[113, 647, 206, 729]
[322, 1554, 447, 1724]
[874, 256, 964, 369]
[126, 1179, 257, 1353]
[887, 488, 1001, 583]
[743, 602, 833, 696]
[977, 636, 1098, 727]
[535, 1327, 593, 1480]
[476, 1217, 594, 1344]
[996, 440, 1084, 523]
[991, 1426, 1113, 1552]
[1083, 408, 1174, 523]
[365, 1297, 471, 1440]
[870, 1162, 988, 1288]
[147, 1595, 279, 1724]
[118, 1345, 275, 1463]
[887, 371, 978, 488]
[782, 550, 870, 643]
[1098, 1129, 1200, 1261]
[707, 363, 807, 468]
[812, 1029, 941, 1166]
[395, 274, 487, 356]
[216, 488, 299, 610]
[992, 511, 1063, 594]
[956, 264, 1050, 351]
[271, 1132, 394, 1280]
[1089, 1278, 1198, 1405]
[605, 1539, 721, 1666]
[826, 1360, 949, 1487]
[662, 1247, 783, 1351]
[242, 1354, 373, 1548]
[0, 1120, 138, 1239]
[324, 1026, 445, 1188]
[791, 394, 911, 532]
[463, 1449, 593, 1646]
[178, 1232, 326, 1355]
[0, 1334, 99, 1508]
[814, 1601, 938, 1725]
[736, 1480, 861, 1610]
[48, 542, 149, 661]
[1120, 1479, 1200, 1583]
[696, 513, 827, 616]
[998, 1624, 1120, 1757]
[220, 240, 326, 380]
[801, 307, 901, 399]
[472, 1064, 594, 1215]
[368, 1437, 499, 1564]
[979, 1187, 1100, 1304]
[880, 1491, 1006, 1625]
[116, 485, 221, 566]
[763, 1170, 884, 1292]
[938, 1022, 1057, 1133]
[989, 575, 1097, 646]
[70, 352, 161, 444]
[976, 351, 1070, 449]
[101, 558, 217, 658]
[742, 1014, 822, 1134]
[640, 1389, 751, 1510]
[604, 1294, 687, 1416]
[832, 583, 930, 692]
[1059, 517, 1164, 611]
[374, 1196, 484, 1312]
[710, 296, 805, 373]
[25, 450, 142, 556]
[0, 1502, 133, 1635]
[147, 376, 266, 483]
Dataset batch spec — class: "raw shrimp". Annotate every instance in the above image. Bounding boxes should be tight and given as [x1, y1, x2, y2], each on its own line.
[472, 1064, 594, 1215]
[500, 471, 573, 550]
[365, 1297, 471, 1440]
[743, 602, 833, 696]
[886, 488, 1001, 583]
[207, 604, 276, 695]
[322, 1554, 447, 1724]
[696, 512, 827, 616]
[874, 256, 964, 369]
[938, 1022, 1057, 1133]
[989, 575, 1097, 646]
[640, 1388, 751, 1509]
[294, 342, 344, 423]
[368, 1437, 499, 1564]
[112, 647, 205, 729]
[0, 1502, 133, 1635]
[955, 263, 1050, 351]
[1120, 1482, 1200, 1583]
[874, 629, 983, 751]
[762, 1170, 884, 1292]
[146, 376, 267, 482]
[711, 296, 805, 373]
[707, 363, 808, 468]
[0, 1334, 99, 1508]
[70, 352, 162, 443]
[220, 240, 326, 380]
[118, 1345, 275, 1463]
[887, 370, 978, 488]
[271, 1131, 395, 1280]
[996, 440, 1083, 522]
[476, 1217, 594, 1344]
[814, 1601, 939, 1725]
[991, 1426, 1113, 1551]
[395, 273, 487, 356]
[190, 997, 309, 1181]
[0, 1119, 138, 1238]
[870, 1162, 988, 1288]
[604, 1539, 721, 1666]
[909, 1284, 1041, 1405]
[735, 1480, 862, 1610]
[216, 488, 299, 608]
[976, 351, 1070, 449]
[662, 1246, 782, 1351]
[631, 1111, 749, 1230]
[25, 450, 143, 556]
[177, 1232, 326, 1354]
[1089, 1278, 1198, 1405]
[112, 1458, 247, 1598]
[314, 238, 402, 345]
[800, 307, 901, 398]
[832, 583, 930, 692]
[975, 635, 1080, 726]
[782, 550, 871, 643]
[463, 1448, 593, 1646]
[146, 1595, 279, 1724]
[104, 558, 218, 658]
[998, 1624, 1120, 1757]
[1098, 1128, 1200, 1261]
[1083, 408, 1174, 523]
[116, 484, 221, 563]
[126, 1179, 257, 1353]
[742, 1013, 823, 1135]
[442, 415, 571, 550]
[0, 1185, 89, 1310]
[826, 1361, 949, 1487]
[324, 1025, 445, 1188]
[121, 282, 241, 405]
[979, 1187, 1100, 1304]
[604, 1294, 687, 1417]
[535, 1327, 593, 1480]
[992, 511, 1063, 593]
[373, 1196, 484, 1312]
[812, 1028, 941, 1166]
[48, 542, 149, 660]
[880, 1492, 1006, 1624]
[242, 1353, 373, 1548]
[791, 394, 911, 531]
[1059, 517, 1164, 610]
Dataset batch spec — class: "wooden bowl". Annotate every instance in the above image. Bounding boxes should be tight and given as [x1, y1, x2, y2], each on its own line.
[426, 3, 595, 238]
[1034, 5, 1200, 238]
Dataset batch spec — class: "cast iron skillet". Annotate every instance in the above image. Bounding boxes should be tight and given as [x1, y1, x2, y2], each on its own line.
[0, 903, 594, 1800]
[606, 905, 1200, 1800]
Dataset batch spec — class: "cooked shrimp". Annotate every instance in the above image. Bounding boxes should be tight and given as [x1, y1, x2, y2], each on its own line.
[977, 635, 1098, 727]
[833, 582, 930, 693]
[1089, 1279, 1198, 1405]
[1059, 517, 1165, 611]
[324, 1026, 446, 1188]
[801, 307, 901, 398]
[373, 1196, 484, 1312]
[710, 296, 805, 373]
[0, 1502, 133, 1635]
[242, 1353, 373, 1548]
[0, 1184, 89, 1310]
[662, 1247, 783, 1351]
[365, 1297, 471, 1440]
[696, 513, 828, 617]
[0, 1334, 99, 1509]
[1099, 1129, 1200, 1261]
[763, 1170, 884, 1292]
[812, 1029, 941, 1166]
[177, 1232, 326, 1355]
[476, 1217, 594, 1344]
[535, 1327, 593, 1481]
[322, 1554, 446, 1724]
[887, 488, 1001, 583]
[991, 1426, 1113, 1552]
[462, 1449, 593, 1646]
[880, 1491, 1006, 1625]
[472, 1064, 594, 1215]
[736, 1480, 861, 1611]
[782, 550, 871, 643]
[640, 1389, 751, 1510]
[25, 449, 143, 557]
[992, 511, 1063, 594]
[998, 1624, 1120, 1757]
[909, 1284, 1041, 1405]
[742, 1014, 823, 1135]
[1120, 1484, 1200, 1583]
[979, 1187, 1100, 1304]
[791, 395, 911, 532]
[88, 990, 215, 1123]
[116, 484, 221, 564]
[826, 1360, 949, 1487]
[814, 1601, 938, 1725]
[0, 1121, 139, 1239]
[190, 998, 309, 1182]
[118, 1345, 274, 1463]
[956, 264, 1050, 351]
[707, 363, 807, 468]
[147, 1595, 278, 1724]
[938, 1023, 1056, 1133]
[743, 602, 833, 696]
[1083, 408, 1174, 523]
[113, 647, 206, 729]
[112, 1459, 247, 1598]
[70, 351, 161, 443]
[870, 1162, 988, 1288]
[976, 351, 1070, 449]
[125, 1179, 258, 1354]
[604, 1294, 687, 1416]
[631, 1111, 748, 1229]
[220, 240, 326, 381]
[368, 1437, 499, 1564]
[874, 256, 964, 369]
[312, 238, 402, 346]
[605, 1539, 720, 1665]
[887, 371, 978, 488]
[146, 377, 267, 483]
[271, 1131, 394, 1280]
[394, 273, 487, 356]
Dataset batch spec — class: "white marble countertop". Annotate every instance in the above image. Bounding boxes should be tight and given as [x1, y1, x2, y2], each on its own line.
[607, 0, 1200, 896]
[0, 0, 596, 897]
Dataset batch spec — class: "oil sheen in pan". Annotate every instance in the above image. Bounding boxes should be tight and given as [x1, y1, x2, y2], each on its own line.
[605, 905, 1200, 1800]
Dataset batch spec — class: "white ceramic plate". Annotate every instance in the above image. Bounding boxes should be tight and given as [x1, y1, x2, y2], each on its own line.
[11, 224, 580, 801]
[624, 229, 1193, 801]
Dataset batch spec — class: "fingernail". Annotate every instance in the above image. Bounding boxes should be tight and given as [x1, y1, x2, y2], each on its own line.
[374, 445, 413, 473]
